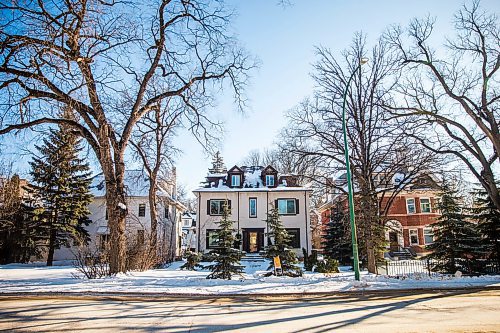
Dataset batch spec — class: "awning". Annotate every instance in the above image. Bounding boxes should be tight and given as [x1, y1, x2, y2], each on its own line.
[96, 226, 109, 235]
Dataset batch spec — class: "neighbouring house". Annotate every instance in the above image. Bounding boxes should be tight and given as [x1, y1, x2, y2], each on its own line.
[53, 169, 186, 261]
[382, 174, 441, 256]
[193, 153, 312, 256]
[318, 172, 441, 259]
[181, 211, 197, 252]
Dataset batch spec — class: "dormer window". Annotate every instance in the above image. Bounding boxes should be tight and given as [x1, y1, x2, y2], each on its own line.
[265, 175, 275, 187]
[231, 174, 241, 187]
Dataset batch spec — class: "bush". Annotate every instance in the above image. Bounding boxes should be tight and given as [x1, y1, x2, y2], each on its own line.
[180, 251, 202, 270]
[73, 246, 110, 279]
[201, 252, 215, 262]
[303, 248, 318, 271]
[315, 257, 339, 274]
[126, 230, 158, 271]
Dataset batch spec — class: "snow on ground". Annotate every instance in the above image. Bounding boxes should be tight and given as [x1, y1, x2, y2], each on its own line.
[1, 260, 499, 295]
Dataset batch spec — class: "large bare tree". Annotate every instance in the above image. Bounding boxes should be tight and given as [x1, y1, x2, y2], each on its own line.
[384, 0, 499, 211]
[281, 34, 438, 272]
[0, 0, 252, 273]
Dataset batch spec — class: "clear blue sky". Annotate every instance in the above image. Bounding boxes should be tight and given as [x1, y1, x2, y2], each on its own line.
[1, 0, 498, 196]
[175, 0, 499, 194]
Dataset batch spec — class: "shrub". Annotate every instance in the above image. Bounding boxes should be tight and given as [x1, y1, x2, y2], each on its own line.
[303, 248, 318, 271]
[180, 251, 202, 270]
[73, 246, 110, 279]
[315, 257, 339, 274]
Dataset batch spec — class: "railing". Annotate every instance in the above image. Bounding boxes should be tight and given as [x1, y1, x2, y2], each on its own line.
[378, 258, 500, 277]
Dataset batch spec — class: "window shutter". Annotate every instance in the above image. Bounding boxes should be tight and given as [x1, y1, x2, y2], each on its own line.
[227, 200, 232, 210]
[207, 200, 211, 215]
[274, 200, 278, 210]
[295, 199, 300, 214]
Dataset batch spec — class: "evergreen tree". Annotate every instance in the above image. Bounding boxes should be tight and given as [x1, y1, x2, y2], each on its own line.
[322, 204, 352, 265]
[205, 203, 243, 279]
[26, 124, 93, 266]
[0, 174, 41, 263]
[471, 188, 500, 267]
[426, 181, 481, 273]
[264, 208, 302, 276]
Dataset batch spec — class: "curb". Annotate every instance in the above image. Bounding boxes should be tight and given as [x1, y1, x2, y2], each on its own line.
[1, 286, 499, 301]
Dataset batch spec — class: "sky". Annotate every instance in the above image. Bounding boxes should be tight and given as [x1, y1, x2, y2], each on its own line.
[174, 0, 499, 195]
[1, 0, 498, 197]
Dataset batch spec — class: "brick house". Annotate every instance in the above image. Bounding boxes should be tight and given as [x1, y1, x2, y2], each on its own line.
[318, 173, 441, 257]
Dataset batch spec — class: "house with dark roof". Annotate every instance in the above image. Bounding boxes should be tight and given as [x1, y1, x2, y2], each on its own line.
[193, 154, 312, 256]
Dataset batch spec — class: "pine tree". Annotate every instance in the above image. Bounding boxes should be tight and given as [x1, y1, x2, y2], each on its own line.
[426, 181, 481, 273]
[322, 204, 352, 265]
[264, 208, 302, 276]
[471, 188, 500, 267]
[205, 203, 243, 279]
[0, 174, 41, 263]
[26, 124, 93, 266]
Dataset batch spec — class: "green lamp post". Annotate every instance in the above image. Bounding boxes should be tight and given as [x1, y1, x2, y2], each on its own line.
[341, 57, 368, 281]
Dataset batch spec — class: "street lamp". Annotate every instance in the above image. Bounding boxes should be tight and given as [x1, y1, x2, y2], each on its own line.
[342, 57, 368, 281]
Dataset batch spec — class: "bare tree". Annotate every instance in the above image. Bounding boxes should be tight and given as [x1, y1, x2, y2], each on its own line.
[0, 0, 252, 273]
[384, 0, 499, 211]
[130, 98, 181, 264]
[281, 33, 438, 272]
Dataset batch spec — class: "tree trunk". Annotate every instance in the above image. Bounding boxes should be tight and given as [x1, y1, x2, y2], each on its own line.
[366, 239, 377, 274]
[46, 226, 56, 267]
[106, 178, 128, 274]
[148, 178, 158, 265]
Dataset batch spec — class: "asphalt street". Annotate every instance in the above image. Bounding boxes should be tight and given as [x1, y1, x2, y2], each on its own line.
[0, 289, 499, 332]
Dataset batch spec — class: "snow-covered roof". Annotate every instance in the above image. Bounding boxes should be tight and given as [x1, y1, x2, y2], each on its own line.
[91, 170, 176, 199]
[194, 165, 310, 192]
[193, 186, 311, 193]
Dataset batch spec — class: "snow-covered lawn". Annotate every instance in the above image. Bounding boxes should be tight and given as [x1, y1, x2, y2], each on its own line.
[1, 260, 499, 295]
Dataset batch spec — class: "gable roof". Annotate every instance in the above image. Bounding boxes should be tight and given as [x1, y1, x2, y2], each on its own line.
[227, 165, 244, 173]
[91, 170, 173, 198]
[262, 165, 278, 174]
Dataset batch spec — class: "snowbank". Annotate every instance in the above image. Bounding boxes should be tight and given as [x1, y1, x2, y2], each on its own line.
[1, 261, 499, 295]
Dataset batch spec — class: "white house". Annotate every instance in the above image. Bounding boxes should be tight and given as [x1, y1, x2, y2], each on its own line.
[181, 211, 197, 252]
[53, 169, 185, 261]
[193, 156, 312, 256]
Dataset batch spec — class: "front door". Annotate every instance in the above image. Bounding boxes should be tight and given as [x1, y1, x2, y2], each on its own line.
[242, 228, 264, 253]
[389, 231, 399, 251]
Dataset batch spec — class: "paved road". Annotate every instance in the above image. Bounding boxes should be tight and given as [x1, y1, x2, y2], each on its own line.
[1, 289, 499, 332]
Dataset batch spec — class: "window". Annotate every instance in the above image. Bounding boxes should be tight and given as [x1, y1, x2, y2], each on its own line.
[409, 229, 419, 245]
[231, 174, 240, 187]
[99, 234, 109, 251]
[286, 228, 301, 248]
[249, 198, 257, 218]
[420, 198, 431, 213]
[406, 198, 416, 214]
[105, 209, 108, 220]
[424, 228, 434, 245]
[206, 229, 219, 249]
[266, 174, 275, 187]
[139, 204, 146, 217]
[208, 199, 230, 215]
[164, 207, 170, 219]
[183, 218, 191, 227]
[277, 199, 298, 215]
[137, 229, 145, 245]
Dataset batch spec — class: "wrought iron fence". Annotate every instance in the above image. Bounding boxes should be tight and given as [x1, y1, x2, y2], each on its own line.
[378, 258, 500, 277]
